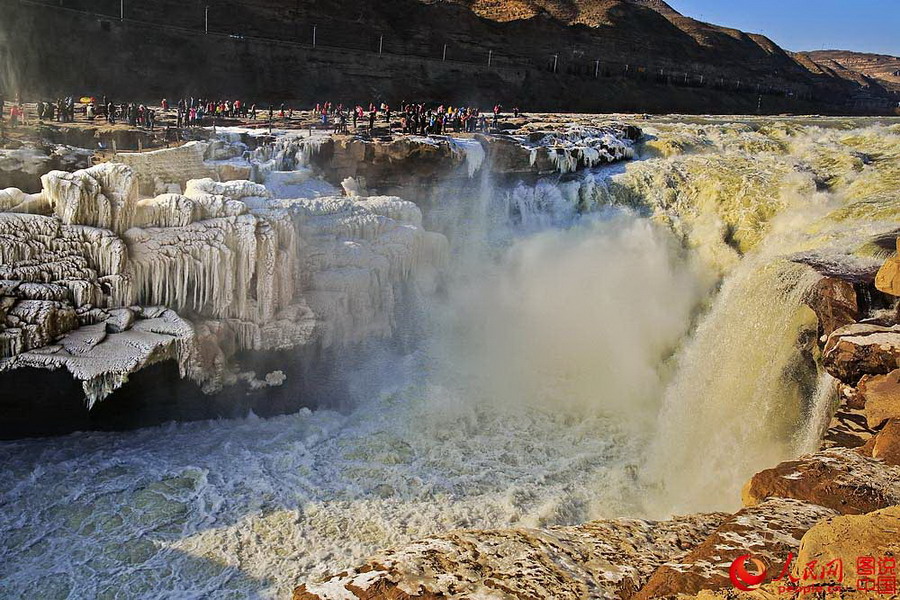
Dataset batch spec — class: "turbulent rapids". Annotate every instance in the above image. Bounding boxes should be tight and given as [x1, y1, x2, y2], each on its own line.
[2, 116, 900, 598]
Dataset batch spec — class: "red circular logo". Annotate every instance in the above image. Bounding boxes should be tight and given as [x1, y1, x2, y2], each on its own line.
[730, 554, 768, 591]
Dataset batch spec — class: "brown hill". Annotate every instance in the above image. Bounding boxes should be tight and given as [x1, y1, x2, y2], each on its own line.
[799, 50, 900, 92]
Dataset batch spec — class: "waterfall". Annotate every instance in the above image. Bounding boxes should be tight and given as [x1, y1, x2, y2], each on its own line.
[2, 119, 898, 599]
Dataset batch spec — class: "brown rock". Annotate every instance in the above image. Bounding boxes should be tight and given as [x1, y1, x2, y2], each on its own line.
[795, 505, 900, 591]
[804, 276, 859, 337]
[862, 369, 900, 429]
[822, 401, 877, 450]
[822, 323, 900, 385]
[293, 513, 729, 600]
[875, 239, 900, 296]
[870, 419, 900, 465]
[742, 448, 900, 515]
[846, 379, 869, 410]
[633, 498, 837, 600]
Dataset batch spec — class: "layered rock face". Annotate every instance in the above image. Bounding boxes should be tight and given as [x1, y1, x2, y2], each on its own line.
[0, 157, 447, 408]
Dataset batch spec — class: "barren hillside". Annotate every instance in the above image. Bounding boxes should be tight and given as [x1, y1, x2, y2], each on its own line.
[799, 50, 900, 92]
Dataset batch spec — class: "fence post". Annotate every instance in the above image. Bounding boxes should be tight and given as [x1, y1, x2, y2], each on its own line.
[595, 60, 599, 78]
[553, 54, 558, 73]
[312, 25, 317, 48]
[120, 0, 124, 21]
[443, 44, 447, 61]
[379, 35, 383, 54]
[205, 5, 209, 34]
[488, 50, 492, 66]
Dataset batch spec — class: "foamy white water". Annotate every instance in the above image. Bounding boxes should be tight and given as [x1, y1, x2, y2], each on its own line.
[2, 117, 899, 598]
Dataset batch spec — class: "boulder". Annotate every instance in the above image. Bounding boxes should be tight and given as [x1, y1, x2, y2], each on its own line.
[804, 277, 859, 337]
[821, 400, 876, 450]
[875, 239, 900, 296]
[822, 323, 900, 384]
[795, 505, 900, 591]
[860, 419, 900, 466]
[742, 448, 900, 515]
[294, 513, 729, 600]
[633, 498, 837, 600]
[860, 369, 900, 429]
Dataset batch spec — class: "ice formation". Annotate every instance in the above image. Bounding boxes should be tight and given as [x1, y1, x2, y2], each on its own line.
[525, 126, 636, 174]
[0, 157, 448, 405]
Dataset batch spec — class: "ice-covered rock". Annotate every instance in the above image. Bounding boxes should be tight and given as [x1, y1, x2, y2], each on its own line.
[0, 187, 50, 214]
[1, 308, 200, 408]
[0, 159, 448, 405]
[41, 162, 138, 234]
[113, 141, 215, 195]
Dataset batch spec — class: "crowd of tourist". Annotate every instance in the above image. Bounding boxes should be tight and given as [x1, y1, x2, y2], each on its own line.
[313, 101, 521, 135]
[2, 92, 523, 139]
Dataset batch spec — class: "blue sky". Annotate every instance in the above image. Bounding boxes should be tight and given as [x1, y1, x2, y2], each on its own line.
[666, 0, 900, 56]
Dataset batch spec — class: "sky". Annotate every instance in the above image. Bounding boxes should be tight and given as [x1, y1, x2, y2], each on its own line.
[666, 0, 900, 56]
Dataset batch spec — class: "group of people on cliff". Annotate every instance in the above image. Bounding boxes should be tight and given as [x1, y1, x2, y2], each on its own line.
[313, 101, 515, 136]
[168, 98, 262, 128]
[2, 93, 521, 139]
[35, 97, 76, 123]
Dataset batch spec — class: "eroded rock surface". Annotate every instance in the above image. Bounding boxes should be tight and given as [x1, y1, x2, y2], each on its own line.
[859, 368, 900, 429]
[742, 448, 900, 515]
[795, 505, 900, 592]
[294, 513, 727, 600]
[804, 276, 860, 338]
[875, 239, 900, 297]
[822, 323, 900, 384]
[633, 498, 836, 600]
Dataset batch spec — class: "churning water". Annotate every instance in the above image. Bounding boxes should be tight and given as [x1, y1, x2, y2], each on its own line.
[2, 117, 899, 598]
